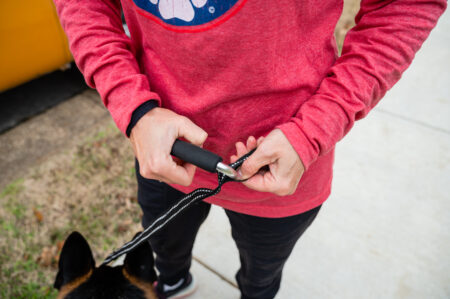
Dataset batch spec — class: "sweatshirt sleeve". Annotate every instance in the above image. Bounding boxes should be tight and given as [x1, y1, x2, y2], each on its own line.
[53, 0, 161, 135]
[277, 0, 447, 169]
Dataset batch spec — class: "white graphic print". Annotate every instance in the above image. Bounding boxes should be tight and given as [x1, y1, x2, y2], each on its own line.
[149, 0, 208, 22]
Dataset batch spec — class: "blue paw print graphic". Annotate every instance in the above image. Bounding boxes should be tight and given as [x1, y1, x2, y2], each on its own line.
[133, 0, 242, 27]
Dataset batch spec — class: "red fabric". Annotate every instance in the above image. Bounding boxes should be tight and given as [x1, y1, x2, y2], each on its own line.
[54, 0, 446, 217]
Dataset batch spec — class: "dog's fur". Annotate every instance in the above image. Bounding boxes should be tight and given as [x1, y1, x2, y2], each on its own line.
[54, 232, 158, 299]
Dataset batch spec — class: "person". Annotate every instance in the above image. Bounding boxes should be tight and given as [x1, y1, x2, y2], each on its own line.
[54, 0, 446, 298]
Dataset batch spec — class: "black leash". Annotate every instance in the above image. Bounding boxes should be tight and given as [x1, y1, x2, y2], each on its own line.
[102, 149, 254, 265]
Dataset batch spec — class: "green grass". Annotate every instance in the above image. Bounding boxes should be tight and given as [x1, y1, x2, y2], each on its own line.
[0, 122, 142, 298]
[0, 282, 57, 299]
[0, 257, 58, 299]
[0, 178, 24, 199]
[0, 182, 52, 298]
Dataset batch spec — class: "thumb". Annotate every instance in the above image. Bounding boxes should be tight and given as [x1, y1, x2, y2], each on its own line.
[240, 145, 275, 179]
[178, 117, 208, 146]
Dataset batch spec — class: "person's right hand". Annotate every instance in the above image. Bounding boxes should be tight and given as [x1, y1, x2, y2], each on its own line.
[129, 107, 208, 186]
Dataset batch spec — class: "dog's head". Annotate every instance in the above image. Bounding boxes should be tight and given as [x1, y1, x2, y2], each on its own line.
[54, 232, 157, 299]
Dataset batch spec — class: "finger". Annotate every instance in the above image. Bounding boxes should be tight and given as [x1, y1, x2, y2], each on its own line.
[139, 168, 164, 181]
[182, 163, 197, 181]
[239, 143, 277, 179]
[257, 136, 264, 146]
[241, 170, 278, 193]
[246, 136, 257, 150]
[160, 165, 194, 186]
[178, 117, 208, 146]
[154, 155, 196, 186]
[230, 155, 238, 163]
[243, 167, 297, 196]
[162, 163, 197, 185]
[235, 141, 248, 157]
[138, 163, 173, 183]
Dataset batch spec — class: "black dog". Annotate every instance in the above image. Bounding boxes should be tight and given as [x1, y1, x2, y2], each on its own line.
[54, 232, 157, 299]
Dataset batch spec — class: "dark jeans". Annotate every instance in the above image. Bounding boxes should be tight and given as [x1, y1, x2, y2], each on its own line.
[136, 161, 321, 299]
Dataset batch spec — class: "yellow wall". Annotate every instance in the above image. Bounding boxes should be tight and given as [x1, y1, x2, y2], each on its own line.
[0, 0, 72, 92]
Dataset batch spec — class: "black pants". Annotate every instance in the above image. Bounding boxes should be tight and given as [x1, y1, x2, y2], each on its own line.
[136, 162, 321, 299]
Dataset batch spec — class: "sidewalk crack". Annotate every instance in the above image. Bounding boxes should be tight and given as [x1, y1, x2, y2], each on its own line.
[193, 256, 238, 289]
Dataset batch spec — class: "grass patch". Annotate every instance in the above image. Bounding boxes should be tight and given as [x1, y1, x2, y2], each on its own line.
[0, 178, 24, 199]
[0, 120, 141, 298]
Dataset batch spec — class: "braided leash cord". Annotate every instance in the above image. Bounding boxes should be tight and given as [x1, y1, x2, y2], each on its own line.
[102, 149, 254, 265]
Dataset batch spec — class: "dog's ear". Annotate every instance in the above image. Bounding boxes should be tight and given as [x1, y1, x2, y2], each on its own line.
[54, 231, 95, 290]
[124, 236, 157, 283]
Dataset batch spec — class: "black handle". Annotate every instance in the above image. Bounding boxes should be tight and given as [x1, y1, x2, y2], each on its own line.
[170, 140, 222, 173]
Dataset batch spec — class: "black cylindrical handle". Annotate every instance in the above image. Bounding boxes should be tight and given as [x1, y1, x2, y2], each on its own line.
[170, 140, 222, 173]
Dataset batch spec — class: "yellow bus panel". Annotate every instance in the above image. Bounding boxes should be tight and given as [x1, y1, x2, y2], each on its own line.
[0, 0, 72, 92]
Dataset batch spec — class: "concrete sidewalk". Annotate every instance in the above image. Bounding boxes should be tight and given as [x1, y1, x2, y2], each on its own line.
[189, 9, 450, 299]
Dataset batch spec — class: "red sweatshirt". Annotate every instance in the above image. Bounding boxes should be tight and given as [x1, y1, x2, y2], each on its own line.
[54, 0, 446, 217]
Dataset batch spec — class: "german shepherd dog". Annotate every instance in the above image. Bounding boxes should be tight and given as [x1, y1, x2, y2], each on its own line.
[54, 232, 158, 299]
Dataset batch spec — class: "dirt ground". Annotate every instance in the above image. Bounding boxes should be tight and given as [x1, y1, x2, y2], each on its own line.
[0, 122, 143, 297]
[0, 1, 359, 297]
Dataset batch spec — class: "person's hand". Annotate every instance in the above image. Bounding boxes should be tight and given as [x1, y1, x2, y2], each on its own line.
[230, 129, 305, 196]
[130, 107, 207, 186]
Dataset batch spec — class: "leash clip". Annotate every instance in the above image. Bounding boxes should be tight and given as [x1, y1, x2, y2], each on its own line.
[216, 162, 240, 179]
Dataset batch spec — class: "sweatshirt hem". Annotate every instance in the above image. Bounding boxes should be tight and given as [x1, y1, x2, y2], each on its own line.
[203, 183, 331, 218]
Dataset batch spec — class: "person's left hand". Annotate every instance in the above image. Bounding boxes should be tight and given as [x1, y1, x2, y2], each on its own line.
[230, 129, 305, 196]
